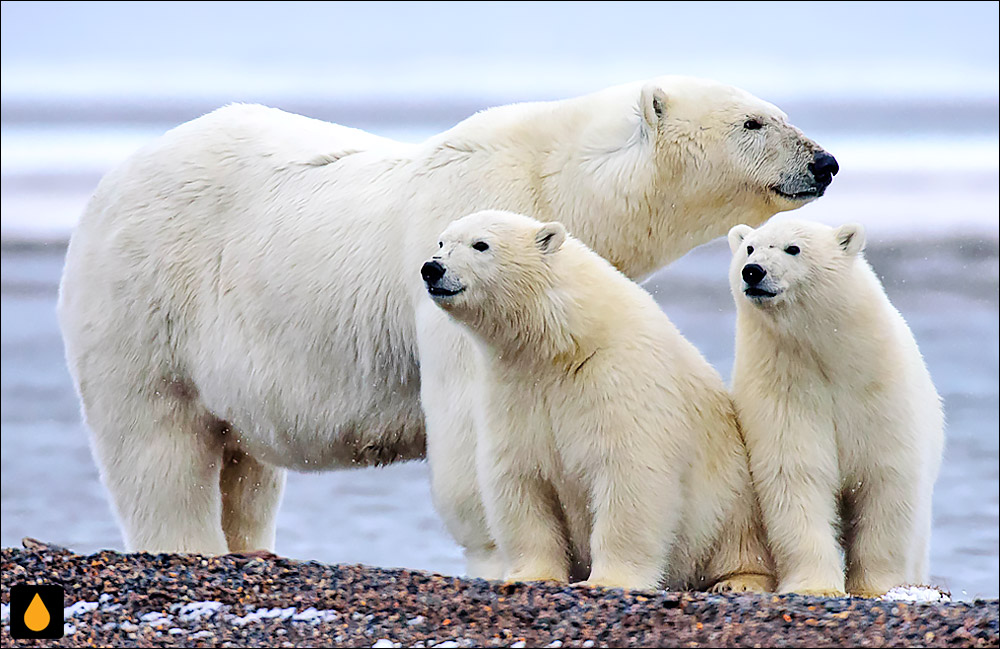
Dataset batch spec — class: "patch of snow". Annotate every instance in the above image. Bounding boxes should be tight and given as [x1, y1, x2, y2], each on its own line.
[65, 600, 99, 618]
[174, 601, 223, 622]
[881, 586, 951, 603]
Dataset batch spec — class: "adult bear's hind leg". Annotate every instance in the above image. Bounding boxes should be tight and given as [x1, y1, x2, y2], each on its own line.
[220, 447, 286, 553]
[84, 381, 230, 554]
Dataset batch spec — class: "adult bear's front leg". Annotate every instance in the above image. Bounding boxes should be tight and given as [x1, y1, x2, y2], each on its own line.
[415, 302, 504, 579]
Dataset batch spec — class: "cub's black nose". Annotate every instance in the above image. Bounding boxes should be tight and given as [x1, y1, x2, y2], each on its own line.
[808, 151, 840, 187]
[421, 260, 445, 284]
[742, 263, 766, 285]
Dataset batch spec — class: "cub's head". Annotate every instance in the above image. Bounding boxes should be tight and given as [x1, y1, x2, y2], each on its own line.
[421, 210, 567, 331]
[640, 76, 838, 222]
[728, 219, 866, 311]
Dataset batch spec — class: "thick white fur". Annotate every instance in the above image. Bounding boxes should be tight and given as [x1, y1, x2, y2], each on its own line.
[426, 210, 775, 591]
[58, 76, 829, 565]
[728, 219, 944, 597]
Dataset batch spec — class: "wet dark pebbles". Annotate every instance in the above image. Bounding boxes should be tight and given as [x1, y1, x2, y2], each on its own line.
[2, 543, 997, 647]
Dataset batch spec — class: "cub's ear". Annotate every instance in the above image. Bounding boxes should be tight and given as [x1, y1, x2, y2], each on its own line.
[640, 83, 669, 129]
[835, 223, 866, 256]
[535, 222, 567, 255]
[728, 224, 753, 253]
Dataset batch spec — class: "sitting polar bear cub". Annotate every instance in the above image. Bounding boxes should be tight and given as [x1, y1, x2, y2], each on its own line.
[728, 219, 944, 598]
[423, 209, 775, 591]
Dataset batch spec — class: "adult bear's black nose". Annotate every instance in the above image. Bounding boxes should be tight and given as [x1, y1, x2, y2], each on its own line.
[742, 263, 767, 285]
[421, 260, 445, 284]
[808, 151, 839, 187]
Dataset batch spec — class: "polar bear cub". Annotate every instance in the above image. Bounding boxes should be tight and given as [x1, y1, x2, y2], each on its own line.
[728, 219, 944, 597]
[422, 209, 774, 591]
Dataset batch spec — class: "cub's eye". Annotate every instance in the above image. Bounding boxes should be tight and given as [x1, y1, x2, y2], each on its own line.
[438, 241, 443, 248]
[744, 119, 763, 130]
[472, 241, 490, 252]
[746, 245, 754, 255]
[785, 245, 800, 256]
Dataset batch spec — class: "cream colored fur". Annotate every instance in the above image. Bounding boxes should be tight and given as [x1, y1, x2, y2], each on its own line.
[728, 219, 944, 597]
[58, 76, 830, 566]
[425, 210, 775, 591]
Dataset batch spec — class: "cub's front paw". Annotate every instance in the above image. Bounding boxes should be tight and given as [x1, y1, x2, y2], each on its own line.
[782, 586, 848, 597]
[779, 574, 847, 597]
[505, 567, 568, 584]
[575, 573, 658, 590]
[711, 573, 775, 593]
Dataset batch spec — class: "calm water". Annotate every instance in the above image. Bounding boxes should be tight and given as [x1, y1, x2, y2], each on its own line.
[2, 232, 996, 599]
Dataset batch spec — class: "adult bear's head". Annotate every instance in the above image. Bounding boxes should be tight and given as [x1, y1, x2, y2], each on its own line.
[524, 75, 838, 279]
[638, 75, 837, 216]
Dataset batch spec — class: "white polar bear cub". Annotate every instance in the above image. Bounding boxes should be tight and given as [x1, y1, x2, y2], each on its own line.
[423, 210, 775, 591]
[728, 219, 944, 598]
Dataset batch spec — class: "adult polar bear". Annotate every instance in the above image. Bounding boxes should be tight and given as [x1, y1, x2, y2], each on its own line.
[58, 76, 837, 575]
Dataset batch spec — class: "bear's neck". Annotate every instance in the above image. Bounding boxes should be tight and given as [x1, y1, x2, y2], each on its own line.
[432, 87, 776, 281]
[452, 95, 751, 280]
[455, 286, 577, 368]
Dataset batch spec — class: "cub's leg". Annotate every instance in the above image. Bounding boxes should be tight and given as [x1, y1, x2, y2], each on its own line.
[583, 447, 679, 590]
[416, 303, 503, 579]
[220, 448, 287, 552]
[843, 468, 917, 597]
[84, 379, 229, 554]
[697, 426, 777, 593]
[745, 410, 846, 596]
[475, 407, 569, 583]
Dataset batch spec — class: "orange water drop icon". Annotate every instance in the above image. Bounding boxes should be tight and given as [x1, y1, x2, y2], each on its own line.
[24, 592, 51, 632]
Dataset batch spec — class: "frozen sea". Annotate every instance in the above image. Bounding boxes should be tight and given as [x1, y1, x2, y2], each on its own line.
[1, 0, 997, 602]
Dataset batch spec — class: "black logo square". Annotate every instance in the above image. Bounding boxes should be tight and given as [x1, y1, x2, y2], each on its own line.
[9, 584, 65, 639]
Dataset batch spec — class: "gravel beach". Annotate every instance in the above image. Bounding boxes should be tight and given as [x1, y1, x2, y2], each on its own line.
[2, 541, 996, 648]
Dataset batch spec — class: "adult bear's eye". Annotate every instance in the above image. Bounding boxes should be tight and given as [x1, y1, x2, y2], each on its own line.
[744, 119, 763, 130]
[472, 241, 490, 252]
[438, 241, 443, 248]
[746, 245, 754, 255]
[785, 245, 800, 256]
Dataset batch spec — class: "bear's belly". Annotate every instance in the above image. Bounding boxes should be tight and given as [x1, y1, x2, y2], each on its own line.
[234, 414, 428, 471]
[215, 385, 427, 471]
[191, 343, 426, 470]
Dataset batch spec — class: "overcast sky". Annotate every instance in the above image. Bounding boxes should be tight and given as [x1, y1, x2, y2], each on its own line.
[2, 1, 998, 103]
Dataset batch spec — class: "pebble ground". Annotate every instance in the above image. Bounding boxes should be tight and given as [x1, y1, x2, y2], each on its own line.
[2, 543, 997, 647]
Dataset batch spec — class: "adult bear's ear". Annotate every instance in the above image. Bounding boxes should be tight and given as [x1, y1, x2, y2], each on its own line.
[535, 222, 567, 255]
[641, 83, 669, 129]
[728, 224, 753, 253]
[835, 223, 866, 256]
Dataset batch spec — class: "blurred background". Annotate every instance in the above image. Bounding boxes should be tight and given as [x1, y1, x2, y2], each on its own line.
[2, 1, 997, 599]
